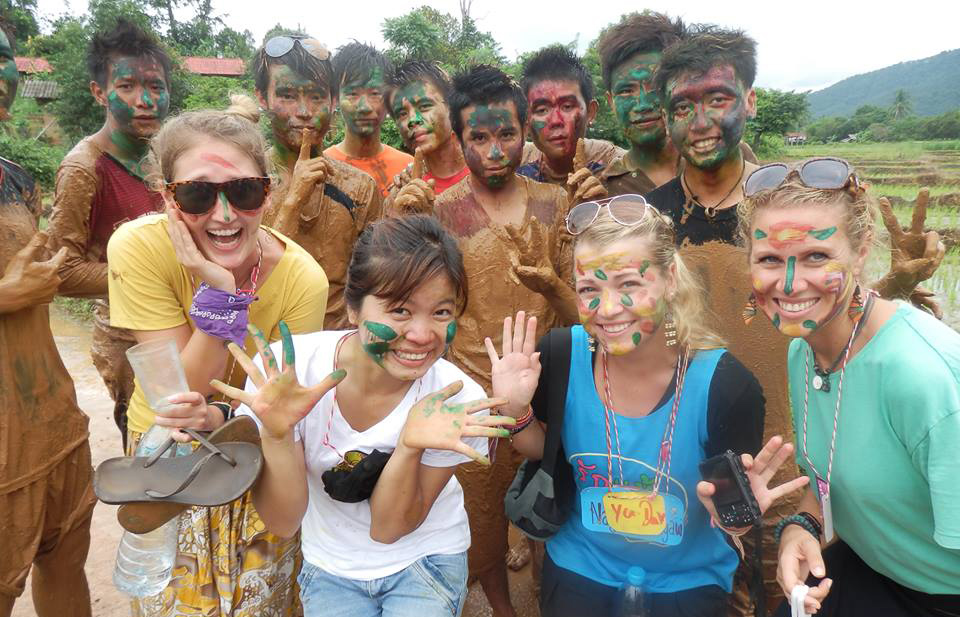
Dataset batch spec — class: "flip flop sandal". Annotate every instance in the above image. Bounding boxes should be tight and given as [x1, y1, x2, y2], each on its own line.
[100, 416, 262, 533]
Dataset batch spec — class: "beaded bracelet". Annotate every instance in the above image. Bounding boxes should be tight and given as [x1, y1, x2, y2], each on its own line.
[774, 513, 821, 545]
[501, 406, 534, 436]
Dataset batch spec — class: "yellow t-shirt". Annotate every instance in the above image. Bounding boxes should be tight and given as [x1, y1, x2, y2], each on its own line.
[107, 213, 328, 433]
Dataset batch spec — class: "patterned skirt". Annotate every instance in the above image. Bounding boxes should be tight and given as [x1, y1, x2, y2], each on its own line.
[126, 430, 302, 617]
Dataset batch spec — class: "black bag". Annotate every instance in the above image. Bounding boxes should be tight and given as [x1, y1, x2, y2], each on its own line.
[504, 327, 576, 540]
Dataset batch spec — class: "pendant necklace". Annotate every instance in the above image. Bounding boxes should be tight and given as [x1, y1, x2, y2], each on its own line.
[680, 159, 745, 224]
[812, 294, 875, 392]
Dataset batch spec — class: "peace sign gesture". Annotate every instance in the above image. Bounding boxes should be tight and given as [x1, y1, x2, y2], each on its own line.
[876, 188, 945, 316]
[400, 381, 513, 466]
[211, 321, 345, 440]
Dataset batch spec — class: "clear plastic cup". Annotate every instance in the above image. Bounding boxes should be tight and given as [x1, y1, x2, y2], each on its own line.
[126, 339, 190, 452]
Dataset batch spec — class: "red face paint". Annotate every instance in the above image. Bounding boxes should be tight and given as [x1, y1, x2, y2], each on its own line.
[526, 79, 587, 162]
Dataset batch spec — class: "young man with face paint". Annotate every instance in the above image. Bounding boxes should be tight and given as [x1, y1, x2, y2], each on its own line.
[253, 35, 383, 330]
[45, 18, 172, 446]
[324, 42, 412, 197]
[739, 170, 960, 617]
[0, 20, 95, 617]
[385, 60, 468, 208]
[516, 45, 623, 185]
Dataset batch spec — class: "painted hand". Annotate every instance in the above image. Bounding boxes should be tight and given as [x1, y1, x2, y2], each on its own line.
[400, 381, 512, 465]
[280, 128, 332, 220]
[696, 436, 810, 531]
[210, 321, 346, 440]
[166, 205, 235, 291]
[0, 231, 67, 308]
[504, 221, 561, 296]
[876, 189, 945, 316]
[484, 311, 541, 417]
[566, 168, 607, 207]
[777, 523, 832, 614]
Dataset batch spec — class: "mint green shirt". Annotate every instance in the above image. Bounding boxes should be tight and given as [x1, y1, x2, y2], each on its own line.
[788, 303, 960, 594]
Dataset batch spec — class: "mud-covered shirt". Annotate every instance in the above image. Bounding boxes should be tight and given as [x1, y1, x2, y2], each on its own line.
[262, 155, 383, 330]
[434, 174, 574, 392]
[0, 157, 89, 494]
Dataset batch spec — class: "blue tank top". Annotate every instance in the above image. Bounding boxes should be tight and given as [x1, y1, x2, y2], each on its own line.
[546, 326, 738, 593]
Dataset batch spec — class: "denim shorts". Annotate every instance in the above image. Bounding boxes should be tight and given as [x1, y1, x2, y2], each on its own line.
[298, 552, 469, 617]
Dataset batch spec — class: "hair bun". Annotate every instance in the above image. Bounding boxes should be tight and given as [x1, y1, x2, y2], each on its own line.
[226, 94, 260, 124]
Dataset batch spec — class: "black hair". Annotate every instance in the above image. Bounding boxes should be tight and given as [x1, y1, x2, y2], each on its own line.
[597, 12, 686, 91]
[87, 18, 172, 87]
[333, 41, 392, 89]
[345, 214, 468, 314]
[252, 33, 337, 98]
[654, 25, 757, 95]
[385, 60, 453, 116]
[448, 64, 527, 139]
[520, 44, 594, 103]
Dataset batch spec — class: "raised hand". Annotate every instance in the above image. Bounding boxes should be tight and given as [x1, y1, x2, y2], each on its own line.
[876, 189, 945, 315]
[210, 321, 346, 440]
[400, 381, 513, 465]
[0, 231, 67, 310]
[696, 436, 810, 529]
[566, 139, 606, 205]
[504, 221, 559, 295]
[166, 204, 235, 291]
[484, 311, 542, 417]
[275, 128, 332, 230]
[390, 148, 436, 216]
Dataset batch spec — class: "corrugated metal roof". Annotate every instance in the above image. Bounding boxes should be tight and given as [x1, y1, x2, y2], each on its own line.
[20, 79, 60, 99]
[182, 57, 245, 76]
[15, 57, 53, 73]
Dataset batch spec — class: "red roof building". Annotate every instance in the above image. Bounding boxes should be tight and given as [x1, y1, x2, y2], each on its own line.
[15, 57, 53, 74]
[182, 57, 245, 77]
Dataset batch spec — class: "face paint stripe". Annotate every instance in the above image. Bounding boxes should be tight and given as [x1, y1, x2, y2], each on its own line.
[445, 321, 457, 344]
[588, 297, 600, 310]
[753, 229, 767, 239]
[809, 227, 837, 240]
[784, 256, 796, 295]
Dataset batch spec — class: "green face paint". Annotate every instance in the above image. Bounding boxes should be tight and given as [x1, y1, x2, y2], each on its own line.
[632, 332, 641, 345]
[219, 193, 232, 221]
[588, 297, 600, 310]
[339, 66, 386, 136]
[467, 105, 514, 130]
[445, 321, 457, 344]
[363, 321, 398, 341]
[610, 52, 665, 150]
[772, 313, 781, 328]
[362, 341, 391, 365]
[784, 256, 796, 295]
[754, 229, 768, 239]
[594, 269, 608, 280]
[279, 321, 294, 367]
[621, 294, 634, 307]
[362, 321, 398, 366]
[639, 260, 651, 276]
[809, 227, 837, 240]
[802, 320, 818, 330]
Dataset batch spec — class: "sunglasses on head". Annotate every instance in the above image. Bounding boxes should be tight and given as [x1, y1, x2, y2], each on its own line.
[166, 177, 271, 216]
[263, 35, 330, 61]
[744, 157, 860, 198]
[565, 194, 657, 235]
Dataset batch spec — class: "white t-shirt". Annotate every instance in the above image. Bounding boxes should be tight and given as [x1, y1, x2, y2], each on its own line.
[238, 330, 488, 580]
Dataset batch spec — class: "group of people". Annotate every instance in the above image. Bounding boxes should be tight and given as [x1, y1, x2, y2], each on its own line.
[0, 9, 957, 617]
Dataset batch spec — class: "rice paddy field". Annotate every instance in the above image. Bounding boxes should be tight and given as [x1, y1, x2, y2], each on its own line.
[779, 140, 960, 327]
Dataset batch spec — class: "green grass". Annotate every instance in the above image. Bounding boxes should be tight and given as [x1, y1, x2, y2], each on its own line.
[870, 184, 958, 199]
[785, 140, 960, 160]
[53, 296, 95, 320]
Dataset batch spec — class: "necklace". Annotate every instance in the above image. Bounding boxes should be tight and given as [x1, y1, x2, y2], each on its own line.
[599, 346, 689, 495]
[812, 294, 875, 392]
[680, 159, 746, 223]
[236, 239, 263, 296]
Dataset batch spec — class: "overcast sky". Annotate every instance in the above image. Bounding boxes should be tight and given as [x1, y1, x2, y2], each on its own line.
[34, 0, 960, 92]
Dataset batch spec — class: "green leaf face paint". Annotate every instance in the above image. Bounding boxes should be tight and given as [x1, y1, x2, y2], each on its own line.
[753, 229, 768, 239]
[445, 321, 458, 344]
[362, 321, 398, 366]
[594, 269, 608, 281]
[802, 320, 818, 330]
[809, 227, 837, 240]
[588, 297, 600, 310]
[621, 294, 634, 307]
[772, 313, 781, 328]
[784, 256, 796, 295]
[632, 332, 641, 345]
[363, 321, 398, 341]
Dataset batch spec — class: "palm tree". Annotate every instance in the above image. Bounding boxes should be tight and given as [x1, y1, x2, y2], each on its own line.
[890, 90, 913, 121]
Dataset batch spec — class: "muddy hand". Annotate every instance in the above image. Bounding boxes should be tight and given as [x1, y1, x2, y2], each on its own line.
[877, 190, 945, 305]
[400, 380, 513, 465]
[567, 167, 607, 206]
[211, 321, 346, 440]
[572, 137, 587, 172]
[412, 148, 426, 179]
[504, 222, 559, 295]
[1, 231, 68, 306]
[284, 128, 331, 207]
[391, 178, 435, 215]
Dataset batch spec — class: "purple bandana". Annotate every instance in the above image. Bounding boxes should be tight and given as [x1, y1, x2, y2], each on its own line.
[189, 283, 256, 347]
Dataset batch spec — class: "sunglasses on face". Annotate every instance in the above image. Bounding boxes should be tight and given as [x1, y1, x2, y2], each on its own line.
[166, 177, 271, 216]
[565, 194, 657, 235]
[263, 36, 330, 61]
[744, 157, 860, 198]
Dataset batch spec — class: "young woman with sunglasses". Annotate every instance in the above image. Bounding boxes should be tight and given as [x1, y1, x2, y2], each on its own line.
[738, 159, 960, 617]
[487, 195, 805, 617]
[106, 97, 328, 616]
[210, 214, 515, 617]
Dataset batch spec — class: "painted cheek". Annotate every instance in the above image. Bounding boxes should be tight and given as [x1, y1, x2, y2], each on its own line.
[445, 321, 457, 344]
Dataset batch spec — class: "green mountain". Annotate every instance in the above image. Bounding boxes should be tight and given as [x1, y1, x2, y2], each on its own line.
[807, 49, 960, 118]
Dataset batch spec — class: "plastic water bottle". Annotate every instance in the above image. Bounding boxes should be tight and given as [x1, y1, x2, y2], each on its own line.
[616, 566, 650, 617]
[112, 424, 182, 597]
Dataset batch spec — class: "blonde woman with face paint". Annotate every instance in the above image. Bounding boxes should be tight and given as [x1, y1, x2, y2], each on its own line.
[106, 98, 328, 616]
[739, 159, 960, 617]
[215, 215, 515, 617]
[487, 195, 804, 617]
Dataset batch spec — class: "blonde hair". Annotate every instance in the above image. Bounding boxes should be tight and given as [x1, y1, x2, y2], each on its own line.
[737, 174, 882, 255]
[144, 94, 267, 191]
[575, 208, 724, 350]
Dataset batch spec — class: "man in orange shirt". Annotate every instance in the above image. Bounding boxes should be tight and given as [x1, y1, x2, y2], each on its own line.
[324, 42, 411, 197]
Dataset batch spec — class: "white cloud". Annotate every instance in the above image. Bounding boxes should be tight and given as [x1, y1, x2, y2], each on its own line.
[35, 0, 960, 92]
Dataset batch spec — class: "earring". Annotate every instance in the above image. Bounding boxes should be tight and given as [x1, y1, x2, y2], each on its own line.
[587, 335, 596, 352]
[664, 311, 677, 347]
[847, 284, 864, 321]
[742, 292, 758, 325]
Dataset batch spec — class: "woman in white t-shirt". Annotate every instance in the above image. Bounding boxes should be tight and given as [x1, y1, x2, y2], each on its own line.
[214, 214, 515, 617]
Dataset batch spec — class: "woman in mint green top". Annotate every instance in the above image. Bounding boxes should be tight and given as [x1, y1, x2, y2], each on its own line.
[739, 158, 960, 617]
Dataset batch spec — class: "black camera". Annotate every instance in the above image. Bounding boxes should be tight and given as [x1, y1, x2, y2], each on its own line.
[698, 450, 762, 528]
